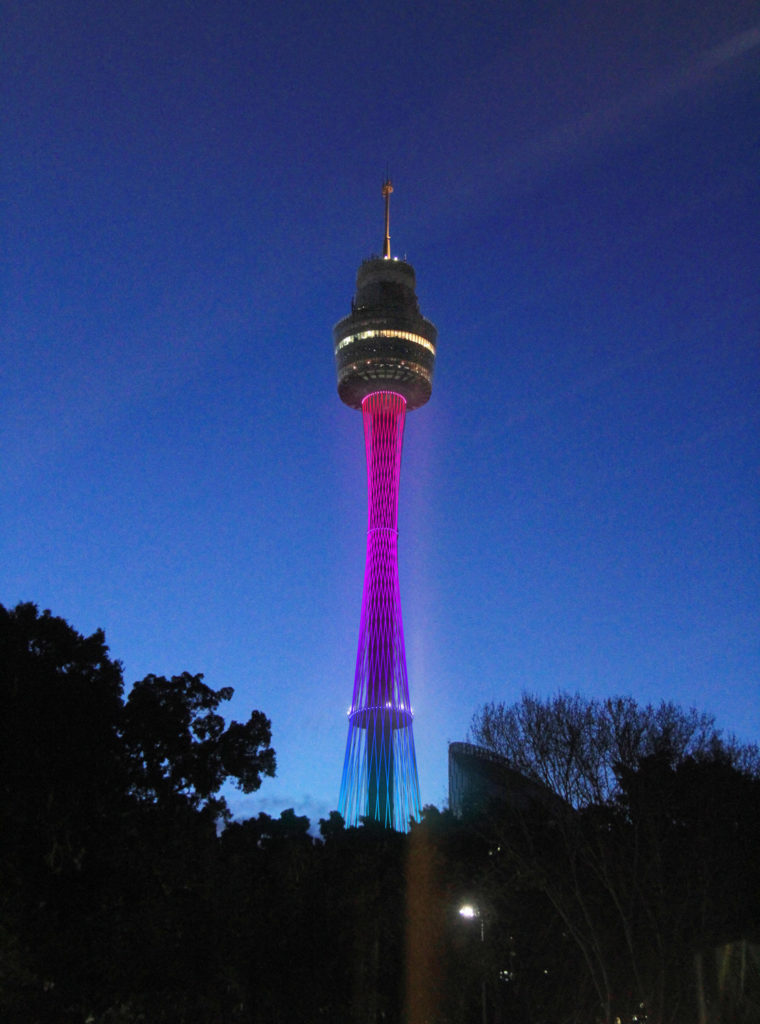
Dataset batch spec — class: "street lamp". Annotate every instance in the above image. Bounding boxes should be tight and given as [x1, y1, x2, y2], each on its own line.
[458, 903, 486, 1024]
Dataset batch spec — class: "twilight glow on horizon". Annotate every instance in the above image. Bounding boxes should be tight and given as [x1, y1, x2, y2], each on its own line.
[3, 1, 758, 825]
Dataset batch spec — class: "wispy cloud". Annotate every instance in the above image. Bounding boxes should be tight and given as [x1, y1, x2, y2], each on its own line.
[226, 788, 334, 829]
[509, 25, 760, 177]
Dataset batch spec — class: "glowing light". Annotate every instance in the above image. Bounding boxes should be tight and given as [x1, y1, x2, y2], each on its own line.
[335, 328, 436, 356]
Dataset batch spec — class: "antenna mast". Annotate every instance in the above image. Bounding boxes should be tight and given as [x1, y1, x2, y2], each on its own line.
[382, 178, 393, 259]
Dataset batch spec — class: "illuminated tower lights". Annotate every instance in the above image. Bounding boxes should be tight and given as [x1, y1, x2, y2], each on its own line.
[335, 181, 437, 830]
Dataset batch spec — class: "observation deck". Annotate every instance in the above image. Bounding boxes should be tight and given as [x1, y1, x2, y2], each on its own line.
[333, 256, 438, 410]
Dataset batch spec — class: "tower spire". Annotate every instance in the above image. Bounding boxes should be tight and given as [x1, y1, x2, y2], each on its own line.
[382, 178, 393, 259]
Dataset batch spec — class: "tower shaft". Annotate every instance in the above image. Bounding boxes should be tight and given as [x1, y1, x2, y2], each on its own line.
[339, 391, 421, 830]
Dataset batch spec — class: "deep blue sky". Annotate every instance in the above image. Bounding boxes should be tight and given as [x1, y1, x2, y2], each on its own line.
[3, 1, 758, 822]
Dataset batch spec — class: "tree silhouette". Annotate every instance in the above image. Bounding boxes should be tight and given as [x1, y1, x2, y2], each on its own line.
[122, 671, 275, 817]
[470, 693, 760, 1024]
[0, 602, 275, 1022]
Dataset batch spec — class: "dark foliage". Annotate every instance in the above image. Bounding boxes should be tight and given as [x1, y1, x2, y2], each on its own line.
[2, 609, 759, 1023]
[470, 694, 760, 1024]
[0, 603, 274, 1022]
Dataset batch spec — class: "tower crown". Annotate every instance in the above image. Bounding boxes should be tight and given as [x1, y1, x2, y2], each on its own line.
[333, 185, 437, 410]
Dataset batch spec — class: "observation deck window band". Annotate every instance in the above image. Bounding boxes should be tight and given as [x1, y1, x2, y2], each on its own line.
[335, 329, 436, 356]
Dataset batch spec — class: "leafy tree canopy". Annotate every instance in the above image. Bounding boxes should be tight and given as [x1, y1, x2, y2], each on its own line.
[0, 602, 276, 828]
[0, 601, 277, 1022]
[123, 671, 275, 817]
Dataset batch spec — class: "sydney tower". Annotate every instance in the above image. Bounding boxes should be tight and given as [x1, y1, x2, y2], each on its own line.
[334, 182, 437, 830]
